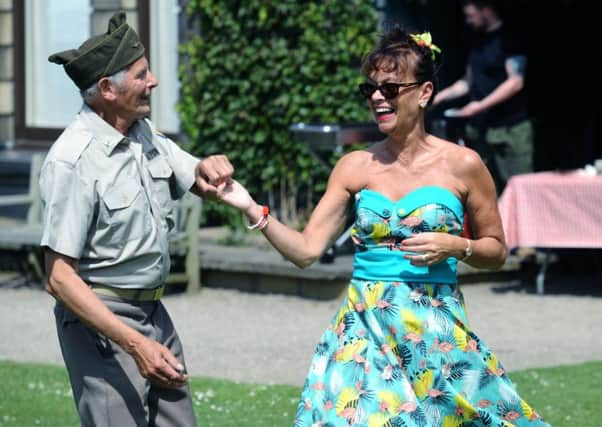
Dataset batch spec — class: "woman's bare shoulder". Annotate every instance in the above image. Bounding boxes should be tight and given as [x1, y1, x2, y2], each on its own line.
[441, 140, 485, 178]
[329, 147, 378, 192]
[334, 147, 377, 171]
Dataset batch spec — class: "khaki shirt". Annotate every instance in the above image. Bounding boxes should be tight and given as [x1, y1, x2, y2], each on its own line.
[40, 105, 199, 289]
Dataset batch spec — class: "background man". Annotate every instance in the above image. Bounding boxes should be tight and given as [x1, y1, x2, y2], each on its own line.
[433, 0, 533, 194]
[41, 12, 232, 426]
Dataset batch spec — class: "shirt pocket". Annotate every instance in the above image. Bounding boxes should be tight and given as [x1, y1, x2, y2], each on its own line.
[147, 156, 176, 231]
[102, 179, 148, 246]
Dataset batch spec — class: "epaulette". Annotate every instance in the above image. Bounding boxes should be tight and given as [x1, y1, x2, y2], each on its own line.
[48, 121, 93, 165]
[153, 129, 169, 139]
[144, 118, 169, 139]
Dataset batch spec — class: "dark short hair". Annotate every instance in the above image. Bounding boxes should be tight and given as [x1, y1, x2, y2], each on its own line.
[461, 0, 500, 13]
[361, 25, 439, 104]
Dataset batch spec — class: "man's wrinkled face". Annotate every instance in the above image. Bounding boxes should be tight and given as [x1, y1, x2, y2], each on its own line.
[113, 56, 158, 121]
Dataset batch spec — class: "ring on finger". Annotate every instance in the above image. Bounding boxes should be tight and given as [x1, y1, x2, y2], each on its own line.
[422, 254, 428, 261]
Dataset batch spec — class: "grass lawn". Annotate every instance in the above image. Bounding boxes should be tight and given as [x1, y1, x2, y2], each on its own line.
[0, 360, 599, 426]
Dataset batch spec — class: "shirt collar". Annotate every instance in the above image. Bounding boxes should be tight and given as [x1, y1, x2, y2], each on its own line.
[79, 104, 131, 156]
[128, 119, 155, 146]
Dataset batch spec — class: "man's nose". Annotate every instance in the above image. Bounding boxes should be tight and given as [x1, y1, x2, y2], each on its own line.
[148, 71, 158, 88]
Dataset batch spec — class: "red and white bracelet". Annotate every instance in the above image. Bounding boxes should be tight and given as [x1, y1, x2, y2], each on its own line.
[246, 205, 270, 230]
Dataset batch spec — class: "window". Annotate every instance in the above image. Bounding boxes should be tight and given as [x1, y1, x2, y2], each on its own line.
[15, 0, 181, 143]
[25, 0, 92, 128]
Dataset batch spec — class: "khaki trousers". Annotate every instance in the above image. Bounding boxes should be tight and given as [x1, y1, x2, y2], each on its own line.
[55, 296, 197, 427]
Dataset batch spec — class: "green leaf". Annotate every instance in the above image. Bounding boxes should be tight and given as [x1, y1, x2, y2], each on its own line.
[179, 0, 379, 228]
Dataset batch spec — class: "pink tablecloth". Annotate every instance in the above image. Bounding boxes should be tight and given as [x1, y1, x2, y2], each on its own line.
[498, 171, 602, 249]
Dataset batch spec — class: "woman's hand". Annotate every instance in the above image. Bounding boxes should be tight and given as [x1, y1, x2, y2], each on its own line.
[216, 179, 256, 214]
[402, 232, 465, 266]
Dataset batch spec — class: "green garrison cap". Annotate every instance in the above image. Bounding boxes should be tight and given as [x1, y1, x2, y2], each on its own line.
[48, 12, 145, 90]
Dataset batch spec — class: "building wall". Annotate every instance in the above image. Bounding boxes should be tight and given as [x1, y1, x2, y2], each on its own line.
[0, 0, 141, 146]
[0, 0, 14, 145]
[91, 0, 139, 35]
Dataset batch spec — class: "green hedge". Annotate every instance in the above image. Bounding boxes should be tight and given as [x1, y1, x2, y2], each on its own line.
[179, 0, 379, 228]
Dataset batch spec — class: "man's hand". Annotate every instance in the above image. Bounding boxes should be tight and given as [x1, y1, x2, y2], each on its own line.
[194, 155, 234, 199]
[455, 100, 484, 118]
[128, 334, 188, 389]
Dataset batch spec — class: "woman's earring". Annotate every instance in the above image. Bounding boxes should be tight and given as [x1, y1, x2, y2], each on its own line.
[419, 101, 427, 109]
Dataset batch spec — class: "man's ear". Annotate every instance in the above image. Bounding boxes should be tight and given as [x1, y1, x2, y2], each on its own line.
[98, 77, 117, 101]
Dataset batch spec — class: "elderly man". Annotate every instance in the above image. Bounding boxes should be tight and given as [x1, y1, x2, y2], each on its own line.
[41, 12, 231, 426]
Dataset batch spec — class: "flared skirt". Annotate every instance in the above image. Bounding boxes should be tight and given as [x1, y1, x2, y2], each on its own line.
[293, 279, 550, 427]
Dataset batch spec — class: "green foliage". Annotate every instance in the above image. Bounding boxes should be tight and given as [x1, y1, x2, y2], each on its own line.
[179, 0, 379, 227]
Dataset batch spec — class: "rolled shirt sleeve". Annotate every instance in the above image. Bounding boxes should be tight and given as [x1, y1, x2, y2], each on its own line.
[40, 161, 95, 259]
[159, 138, 199, 199]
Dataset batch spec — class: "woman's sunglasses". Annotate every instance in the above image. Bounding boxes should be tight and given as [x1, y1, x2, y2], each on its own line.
[358, 81, 423, 100]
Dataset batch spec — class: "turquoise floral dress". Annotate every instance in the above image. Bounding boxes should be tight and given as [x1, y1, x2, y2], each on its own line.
[294, 186, 549, 427]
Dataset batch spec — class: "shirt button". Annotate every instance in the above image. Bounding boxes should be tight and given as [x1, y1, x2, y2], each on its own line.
[398, 208, 406, 215]
[382, 208, 391, 217]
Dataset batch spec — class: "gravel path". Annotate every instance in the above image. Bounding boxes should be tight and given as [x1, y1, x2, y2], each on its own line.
[1, 272, 601, 386]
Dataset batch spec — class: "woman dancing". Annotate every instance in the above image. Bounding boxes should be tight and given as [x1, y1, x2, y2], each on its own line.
[216, 26, 549, 427]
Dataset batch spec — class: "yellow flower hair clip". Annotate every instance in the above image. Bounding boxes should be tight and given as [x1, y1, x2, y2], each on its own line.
[411, 32, 442, 60]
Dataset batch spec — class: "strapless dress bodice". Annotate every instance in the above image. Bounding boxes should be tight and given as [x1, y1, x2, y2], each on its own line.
[351, 186, 465, 283]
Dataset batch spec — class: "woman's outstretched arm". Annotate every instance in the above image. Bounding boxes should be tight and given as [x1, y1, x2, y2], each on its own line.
[217, 153, 363, 268]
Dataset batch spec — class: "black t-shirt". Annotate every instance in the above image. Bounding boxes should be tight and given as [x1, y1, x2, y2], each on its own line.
[468, 26, 528, 127]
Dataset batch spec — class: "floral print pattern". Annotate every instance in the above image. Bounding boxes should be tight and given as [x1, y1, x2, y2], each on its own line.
[293, 188, 549, 426]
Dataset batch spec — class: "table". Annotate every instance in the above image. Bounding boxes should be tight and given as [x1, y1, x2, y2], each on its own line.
[498, 170, 602, 293]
